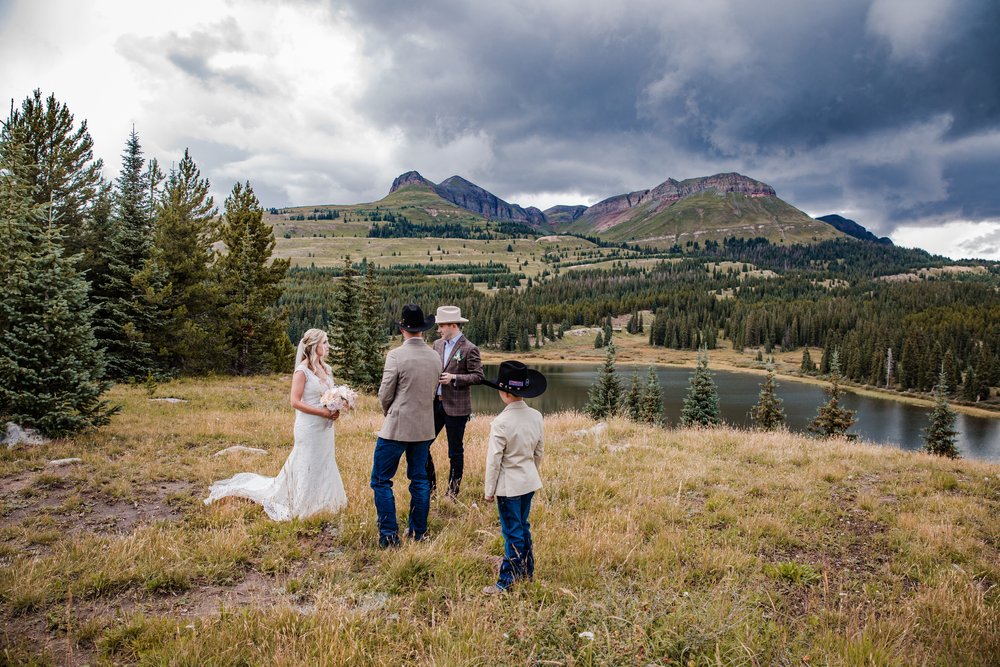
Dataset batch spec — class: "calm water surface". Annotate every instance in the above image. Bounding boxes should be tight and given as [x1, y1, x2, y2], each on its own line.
[471, 364, 1000, 462]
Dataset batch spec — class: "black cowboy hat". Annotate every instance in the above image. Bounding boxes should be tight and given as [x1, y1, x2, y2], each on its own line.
[482, 360, 547, 398]
[398, 304, 436, 333]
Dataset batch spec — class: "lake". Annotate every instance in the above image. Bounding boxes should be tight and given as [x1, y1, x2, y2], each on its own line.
[470, 363, 1000, 461]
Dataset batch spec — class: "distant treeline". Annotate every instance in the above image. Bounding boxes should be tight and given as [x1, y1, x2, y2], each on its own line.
[280, 235, 999, 400]
[368, 213, 539, 240]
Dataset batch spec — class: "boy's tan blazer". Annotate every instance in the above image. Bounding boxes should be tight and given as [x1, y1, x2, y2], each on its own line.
[484, 401, 544, 498]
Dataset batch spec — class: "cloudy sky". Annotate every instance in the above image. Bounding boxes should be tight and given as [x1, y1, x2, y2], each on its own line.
[2, 0, 999, 259]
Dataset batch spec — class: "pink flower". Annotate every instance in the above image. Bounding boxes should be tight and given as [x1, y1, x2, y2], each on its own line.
[320, 385, 359, 414]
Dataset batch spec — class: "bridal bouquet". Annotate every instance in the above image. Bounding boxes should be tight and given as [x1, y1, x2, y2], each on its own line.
[320, 385, 359, 414]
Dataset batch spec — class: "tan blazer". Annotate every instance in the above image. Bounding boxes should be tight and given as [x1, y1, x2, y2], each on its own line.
[484, 401, 544, 498]
[432, 335, 483, 416]
[378, 337, 442, 442]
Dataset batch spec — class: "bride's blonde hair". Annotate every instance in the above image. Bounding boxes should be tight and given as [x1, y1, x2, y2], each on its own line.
[296, 329, 332, 376]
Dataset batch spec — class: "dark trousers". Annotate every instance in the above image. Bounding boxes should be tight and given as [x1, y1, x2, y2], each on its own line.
[370, 437, 432, 547]
[496, 491, 535, 590]
[426, 398, 468, 496]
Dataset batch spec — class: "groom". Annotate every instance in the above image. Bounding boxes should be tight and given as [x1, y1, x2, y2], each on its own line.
[427, 305, 483, 498]
[372, 304, 442, 548]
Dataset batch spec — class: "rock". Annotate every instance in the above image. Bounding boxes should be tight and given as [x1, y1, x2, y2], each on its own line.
[47, 457, 82, 467]
[573, 422, 607, 438]
[151, 397, 187, 404]
[213, 445, 268, 457]
[355, 592, 389, 613]
[3, 422, 49, 449]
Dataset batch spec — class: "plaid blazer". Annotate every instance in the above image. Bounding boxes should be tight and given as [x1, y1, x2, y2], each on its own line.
[433, 335, 484, 416]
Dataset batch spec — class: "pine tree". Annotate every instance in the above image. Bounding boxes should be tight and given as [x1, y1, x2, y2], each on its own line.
[0, 126, 116, 436]
[680, 347, 721, 426]
[639, 366, 664, 425]
[624, 371, 643, 421]
[1, 91, 104, 256]
[585, 341, 622, 420]
[960, 365, 980, 402]
[923, 366, 960, 458]
[329, 256, 361, 385]
[809, 351, 856, 439]
[594, 330, 604, 348]
[216, 181, 291, 375]
[80, 130, 158, 381]
[136, 148, 222, 374]
[518, 328, 530, 352]
[750, 366, 785, 430]
[357, 261, 388, 392]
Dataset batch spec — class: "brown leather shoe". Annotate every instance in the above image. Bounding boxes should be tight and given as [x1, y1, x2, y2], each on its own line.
[482, 584, 507, 596]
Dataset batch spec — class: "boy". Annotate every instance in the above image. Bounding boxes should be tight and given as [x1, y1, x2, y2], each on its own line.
[481, 360, 547, 594]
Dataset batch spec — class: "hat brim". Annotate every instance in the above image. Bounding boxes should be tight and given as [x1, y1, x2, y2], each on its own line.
[482, 369, 547, 398]
[399, 315, 436, 332]
[435, 317, 469, 324]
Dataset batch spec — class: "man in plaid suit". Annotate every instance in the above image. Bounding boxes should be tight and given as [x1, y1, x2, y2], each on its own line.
[427, 305, 484, 498]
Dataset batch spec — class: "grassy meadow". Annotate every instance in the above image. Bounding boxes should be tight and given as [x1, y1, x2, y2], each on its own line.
[2, 376, 999, 665]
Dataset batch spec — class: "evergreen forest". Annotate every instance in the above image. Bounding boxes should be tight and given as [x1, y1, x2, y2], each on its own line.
[3, 89, 999, 438]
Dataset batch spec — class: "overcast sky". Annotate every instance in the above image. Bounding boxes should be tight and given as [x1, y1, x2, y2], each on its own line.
[2, 0, 999, 259]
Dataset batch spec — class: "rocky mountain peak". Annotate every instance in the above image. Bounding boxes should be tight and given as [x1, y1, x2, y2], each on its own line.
[389, 170, 436, 193]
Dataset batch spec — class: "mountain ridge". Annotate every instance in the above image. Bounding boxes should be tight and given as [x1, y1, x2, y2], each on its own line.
[817, 214, 893, 245]
[386, 169, 847, 247]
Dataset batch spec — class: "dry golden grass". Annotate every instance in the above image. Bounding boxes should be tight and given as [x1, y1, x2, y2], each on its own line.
[2, 376, 999, 665]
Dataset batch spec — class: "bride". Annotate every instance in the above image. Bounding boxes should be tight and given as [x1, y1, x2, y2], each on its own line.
[204, 329, 348, 520]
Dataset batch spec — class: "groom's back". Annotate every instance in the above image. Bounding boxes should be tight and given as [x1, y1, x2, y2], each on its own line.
[378, 338, 442, 442]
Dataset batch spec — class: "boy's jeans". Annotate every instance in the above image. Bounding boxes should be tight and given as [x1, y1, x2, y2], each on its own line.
[496, 491, 535, 589]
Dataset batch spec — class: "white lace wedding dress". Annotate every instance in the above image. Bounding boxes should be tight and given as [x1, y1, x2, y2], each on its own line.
[204, 364, 348, 520]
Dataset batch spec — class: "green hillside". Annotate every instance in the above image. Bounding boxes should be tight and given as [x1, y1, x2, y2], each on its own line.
[270, 185, 494, 239]
[566, 191, 843, 248]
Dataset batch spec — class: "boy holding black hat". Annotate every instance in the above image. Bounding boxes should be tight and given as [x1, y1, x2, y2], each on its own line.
[481, 360, 547, 595]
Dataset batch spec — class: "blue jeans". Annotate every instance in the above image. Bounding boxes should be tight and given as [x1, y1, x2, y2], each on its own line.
[496, 491, 535, 589]
[370, 437, 432, 546]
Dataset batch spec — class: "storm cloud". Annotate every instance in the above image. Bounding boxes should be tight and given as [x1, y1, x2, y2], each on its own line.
[340, 0, 1000, 249]
[1, 0, 998, 257]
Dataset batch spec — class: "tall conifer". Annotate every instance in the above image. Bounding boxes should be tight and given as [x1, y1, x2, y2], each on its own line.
[639, 366, 664, 425]
[137, 149, 221, 374]
[750, 366, 785, 430]
[0, 123, 116, 435]
[330, 256, 361, 385]
[585, 341, 622, 420]
[923, 366, 960, 458]
[80, 130, 158, 380]
[2, 90, 103, 254]
[809, 351, 857, 439]
[624, 371, 643, 421]
[216, 181, 291, 375]
[680, 347, 721, 426]
[357, 261, 388, 392]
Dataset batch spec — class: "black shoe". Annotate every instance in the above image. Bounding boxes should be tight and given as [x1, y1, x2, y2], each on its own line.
[406, 530, 426, 542]
[379, 535, 400, 549]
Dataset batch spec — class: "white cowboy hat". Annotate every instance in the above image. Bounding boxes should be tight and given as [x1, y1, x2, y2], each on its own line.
[435, 305, 469, 324]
